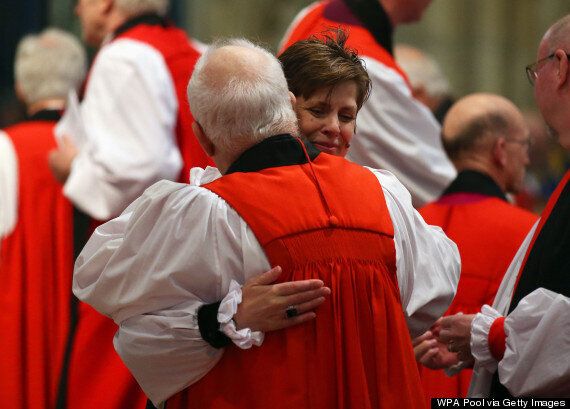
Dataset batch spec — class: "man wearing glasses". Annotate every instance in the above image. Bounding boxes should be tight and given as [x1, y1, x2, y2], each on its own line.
[414, 93, 538, 401]
[438, 15, 570, 397]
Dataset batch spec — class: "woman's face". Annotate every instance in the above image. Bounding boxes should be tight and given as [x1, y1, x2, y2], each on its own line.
[295, 81, 358, 157]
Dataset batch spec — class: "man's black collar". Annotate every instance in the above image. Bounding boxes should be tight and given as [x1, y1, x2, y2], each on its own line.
[442, 170, 507, 202]
[325, 0, 394, 55]
[25, 109, 62, 122]
[114, 13, 168, 37]
[225, 134, 321, 175]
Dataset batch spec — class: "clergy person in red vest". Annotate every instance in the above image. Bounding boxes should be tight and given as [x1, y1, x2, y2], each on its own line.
[439, 14, 570, 398]
[72, 39, 460, 408]
[414, 93, 538, 402]
[46, 0, 213, 408]
[0, 28, 86, 409]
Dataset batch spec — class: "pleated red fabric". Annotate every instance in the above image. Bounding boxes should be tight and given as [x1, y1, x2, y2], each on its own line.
[418, 195, 536, 401]
[0, 120, 73, 409]
[168, 152, 425, 408]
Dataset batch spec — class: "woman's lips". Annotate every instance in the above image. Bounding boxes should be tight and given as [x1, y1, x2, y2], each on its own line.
[313, 142, 339, 155]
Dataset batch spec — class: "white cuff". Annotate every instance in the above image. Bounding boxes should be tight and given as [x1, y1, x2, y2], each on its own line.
[471, 304, 502, 372]
[217, 280, 264, 349]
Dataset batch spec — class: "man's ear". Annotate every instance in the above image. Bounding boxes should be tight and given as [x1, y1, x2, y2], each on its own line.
[101, 0, 114, 14]
[289, 91, 297, 110]
[14, 82, 26, 105]
[555, 48, 569, 89]
[192, 121, 215, 157]
[492, 136, 508, 168]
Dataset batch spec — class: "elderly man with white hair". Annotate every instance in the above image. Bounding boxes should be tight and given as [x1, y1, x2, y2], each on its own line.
[0, 28, 86, 409]
[73, 38, 459, 408]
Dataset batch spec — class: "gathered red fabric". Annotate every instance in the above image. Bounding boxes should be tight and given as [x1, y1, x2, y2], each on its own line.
[64, 23, 211, 409]
[0, 120, 73, 409]
[488, 317, 506, 361]
[418, 195, 536, 400]
[168, 152, 425, 408]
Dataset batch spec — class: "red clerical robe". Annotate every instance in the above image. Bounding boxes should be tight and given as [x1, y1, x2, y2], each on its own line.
[167, 137, 425, 408]
[280, 0, 408, 85]
[63, 16, 211, 409]
[418, 171, 537, 401]
[0, 113, 73, 409]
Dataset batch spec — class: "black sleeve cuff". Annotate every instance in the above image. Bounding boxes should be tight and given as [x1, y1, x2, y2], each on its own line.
[197, 301, 232, 349]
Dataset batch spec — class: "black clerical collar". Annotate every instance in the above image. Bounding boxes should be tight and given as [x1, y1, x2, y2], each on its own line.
[114, 13, 168, 37]
[324, 0, 394, 55]
[25, 109, 62, 122]
[225, 134, 321, 175]
[442, 170, 507, 202]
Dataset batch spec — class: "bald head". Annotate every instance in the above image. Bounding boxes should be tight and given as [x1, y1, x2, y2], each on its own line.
[543, 14, 570, 51]
[443, 94, 522, 160]
[187, 39, 298, 169]
[442, 93, 530, 194]
[533, 14, 570, 150]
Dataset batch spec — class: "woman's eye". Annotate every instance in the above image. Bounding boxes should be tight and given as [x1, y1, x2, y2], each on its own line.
[308, 108, 324, 117]
[339, 114, 355, 123]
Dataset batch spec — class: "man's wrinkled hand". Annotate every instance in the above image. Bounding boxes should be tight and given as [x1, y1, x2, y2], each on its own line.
[233, 266, 331, 332]
[439, 313, 476, 364]
[48, 135, 78, 183]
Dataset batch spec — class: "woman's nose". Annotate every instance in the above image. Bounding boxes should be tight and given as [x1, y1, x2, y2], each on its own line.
[322, 115, 340, 136]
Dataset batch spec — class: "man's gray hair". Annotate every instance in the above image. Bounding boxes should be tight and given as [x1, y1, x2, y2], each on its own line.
[187, 38, 298, 157]
[395, 44, 451, 99]
[443, 110, 510, 161]
[115, 0, 169, 18]
[15, 28, 86, 105]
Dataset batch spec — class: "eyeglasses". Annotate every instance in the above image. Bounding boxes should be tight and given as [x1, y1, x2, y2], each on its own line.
[525, 52, 570, 85]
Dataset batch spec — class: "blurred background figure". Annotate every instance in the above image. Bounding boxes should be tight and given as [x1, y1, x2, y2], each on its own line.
[415, 93, 537, 403]
[0, 28, 86, 409]
[515, 110, 570, 212]
[395, 43, 455, 124]
[46, 0, 213, 408]
[280, 0, 457, 207]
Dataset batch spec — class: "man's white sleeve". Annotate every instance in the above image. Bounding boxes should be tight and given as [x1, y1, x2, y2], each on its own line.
[469, 222, 570, 397]
[368, 168, 460, 337]
[348, 58, 456, 207]
[63, 39, 182, 220]
[499, 289, 570, 396]
[72, 179, 269, 405]
[0, 131, 18, 239]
